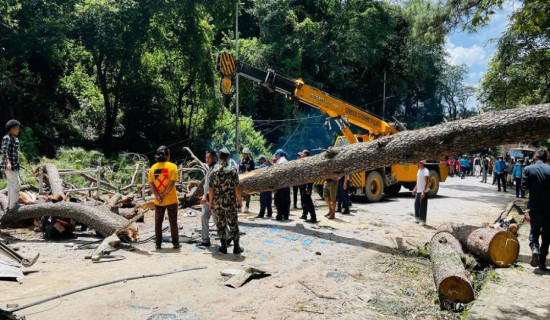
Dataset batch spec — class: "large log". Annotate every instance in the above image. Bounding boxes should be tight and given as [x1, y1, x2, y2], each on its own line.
[442, 223, 519, 267]
[239, 104, 550, 193]
[429, 231, 475, 307]
[0, 203, 129, 237]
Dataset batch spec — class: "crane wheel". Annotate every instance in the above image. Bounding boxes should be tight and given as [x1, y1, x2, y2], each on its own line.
[365, 171, 384, 202]
[427, 170, 440, 197]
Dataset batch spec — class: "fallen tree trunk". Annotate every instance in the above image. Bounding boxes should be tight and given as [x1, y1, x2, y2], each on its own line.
[239, 104, 550, 193]
[429, 231, 474, 307]
[40, 163, 66, 201]
[0, 203, 129, 237]
[441, 223, 519, 267]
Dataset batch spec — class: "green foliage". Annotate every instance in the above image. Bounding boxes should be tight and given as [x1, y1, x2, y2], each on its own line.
[18, 127, 40, 161]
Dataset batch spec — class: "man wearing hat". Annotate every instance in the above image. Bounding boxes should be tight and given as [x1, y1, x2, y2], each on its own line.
[239, 147, 255, 213]
[2, 120, 21, 213]
[209, 147, 244, 254]
[273, 149, 290, 221]
[256, 155, 273, 218]
[512, 158, 525, 198]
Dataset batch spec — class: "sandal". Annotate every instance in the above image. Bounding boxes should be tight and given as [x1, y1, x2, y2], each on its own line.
[327, 215, 335, 220]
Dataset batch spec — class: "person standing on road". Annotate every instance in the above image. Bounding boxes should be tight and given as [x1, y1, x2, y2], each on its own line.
[209, 147, 243, 254]
[323, 177, 338, 220]
[336, 174, 351, 215]
[149, 146, 180, 250]
[459, 155, 469, 179]
[521, 150, 550, 271]
[412, 160, 430, 226]
[292, 152, 302, 209]
[199, 150, 221, 247]
[297, 150, 317, 223]
[474, 155, 481, 177]
[512, 159, 525, 198]
[494, 156, 507, 192]
[238, 147, 255, 213]
[1, 120, 21, 213]
[273, 149, 291, 221]
[256, 155, 273, 218]
[481, 156, 489, 183]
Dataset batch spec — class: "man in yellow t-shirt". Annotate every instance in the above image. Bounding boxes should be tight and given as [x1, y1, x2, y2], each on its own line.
[148, 146, 180, 250]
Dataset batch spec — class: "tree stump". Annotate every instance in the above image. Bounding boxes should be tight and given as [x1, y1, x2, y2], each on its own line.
[429, 231, 475, 307]
[443, 223, 519, 267]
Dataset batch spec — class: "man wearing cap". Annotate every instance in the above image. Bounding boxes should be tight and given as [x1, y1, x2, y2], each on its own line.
[209, 147, 244, 254]
[239, 147, 255, 213]
[199, 150, 219, 247]
[412, 160, 430, 226]
[298, 150, 317, 223]
[2, 120, 21, 213]
[273, 149, 290, 221]
[256, 155, 273, 218]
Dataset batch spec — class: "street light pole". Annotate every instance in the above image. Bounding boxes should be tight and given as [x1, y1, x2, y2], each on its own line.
[235, 0, 240, 165]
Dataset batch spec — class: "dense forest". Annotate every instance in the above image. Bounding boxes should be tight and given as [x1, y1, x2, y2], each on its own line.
[1, 0, 548, 161]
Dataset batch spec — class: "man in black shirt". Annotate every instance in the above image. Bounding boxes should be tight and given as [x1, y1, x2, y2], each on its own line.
[522, 150, 550, 271]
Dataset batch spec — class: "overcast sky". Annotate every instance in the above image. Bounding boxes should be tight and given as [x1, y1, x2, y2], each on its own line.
[445, 4, 520, 106]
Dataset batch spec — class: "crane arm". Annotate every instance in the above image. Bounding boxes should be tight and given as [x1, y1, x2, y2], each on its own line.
[217, 53, 398, 142]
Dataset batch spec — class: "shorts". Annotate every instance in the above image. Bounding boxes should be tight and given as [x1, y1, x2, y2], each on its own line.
[323, 180, 338, 201]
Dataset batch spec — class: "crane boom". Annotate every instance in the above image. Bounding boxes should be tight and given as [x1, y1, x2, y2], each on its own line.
[218, 52, 398, 144]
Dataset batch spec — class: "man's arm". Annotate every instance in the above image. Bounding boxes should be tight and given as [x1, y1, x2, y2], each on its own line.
[209, 188, 214, 210]
[160, 180, 175, 200]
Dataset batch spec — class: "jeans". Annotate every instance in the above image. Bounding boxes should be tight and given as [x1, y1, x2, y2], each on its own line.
[514, 178, 525, 198]
[414, 193, 428, 222]
[5, 170, 20, 209]
[258, 191, 272, 217]
[529, 212, 550, 262]
[155, 203, 179, 248]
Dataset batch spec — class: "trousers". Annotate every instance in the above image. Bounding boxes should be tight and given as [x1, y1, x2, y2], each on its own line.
[497, 173, 506, 191]
[529, 212, 550, 260]
[274, 187, 290, 219]
[214, 208, 239, 242]
[414, 193, 428, 222]
[514, 178, 525, 198]
[258, 191, 272, 217]
[155, 203, 179, 247]
[5, 170, 20, 209]
[301, 189, 316, 220]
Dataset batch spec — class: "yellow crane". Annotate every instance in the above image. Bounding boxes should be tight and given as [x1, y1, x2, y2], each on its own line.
[218, 52, 448, 201]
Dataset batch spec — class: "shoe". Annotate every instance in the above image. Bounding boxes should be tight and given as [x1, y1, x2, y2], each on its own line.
[419, 221, 426, 226]
[335, 208, 342, 213]
[342, 207, 350, 215]
[218, 240, 227, 254]
[305, 219, 318, 223]
[155, 245, 162, 250]
[267, 214, 272, 218]
[255, 215, 264, 219]
[244, 207, 249, 213]
[294, 205, 298, 209]
[233, 240, 244, 254]
[414, 217, 420, 224]
[275, 215, 282, 221]
[300, 215, 307, 220]
[530, 248, 540, 267]
[198, 240, 211, 247]
[173, 244, 181, 249]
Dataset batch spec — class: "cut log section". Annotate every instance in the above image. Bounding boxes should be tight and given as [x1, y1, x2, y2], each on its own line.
[238, 104, 550, 193]
[38, 163, 66, 201]
[429, 231, 475, 307]
[0, 203, 129, 237]
[442, 223, 519, 267]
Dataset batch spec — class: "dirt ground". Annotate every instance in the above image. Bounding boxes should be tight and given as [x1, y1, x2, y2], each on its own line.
[2, 175, 550, 320]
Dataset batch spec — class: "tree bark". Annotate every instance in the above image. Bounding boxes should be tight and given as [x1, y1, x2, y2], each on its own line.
[429, 231, 475, 307]
[441, 223, 519, 267]
[0, 203, 129, 237]
[40, 163, 66, 201]
[239, 104, 550, 193]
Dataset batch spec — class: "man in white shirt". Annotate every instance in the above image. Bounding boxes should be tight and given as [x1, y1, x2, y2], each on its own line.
[412, 160, 430, 226]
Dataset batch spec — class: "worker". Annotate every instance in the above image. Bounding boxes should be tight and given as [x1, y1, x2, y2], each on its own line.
[459, 155, 469, 179]
[323, 177, 338, 220]
[412, 160, 430, 226]
[238, 147, 255, 213]
[481, 156, 489, 183]
[512, 158, 525, 198]
[1, 120, 21, 213]
[521, 150, 550, 271]
[292, 152, 302, 209]
[494, 156, 507, 192]
[148, 146, 180, 250]
[256, 155, 272, 218]
[273, 149, 290, 221]
[199, 150, 223, 247]
[336, 174, 351, 215]
[209, 147, 243, 254]
[298, 150, 317, 223]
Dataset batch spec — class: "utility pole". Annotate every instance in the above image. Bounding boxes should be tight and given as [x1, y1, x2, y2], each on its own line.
[235, 0, 240, 166]
[382, 70, 386, 121]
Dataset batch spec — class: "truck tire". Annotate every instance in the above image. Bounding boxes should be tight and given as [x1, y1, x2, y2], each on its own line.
[427, 170, 440, 197]
[365, 171, 384, 202]
[384, 183, 401, 195]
